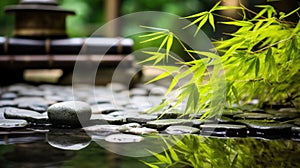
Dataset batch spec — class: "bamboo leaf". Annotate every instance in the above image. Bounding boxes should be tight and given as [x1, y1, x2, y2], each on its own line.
[244, 58, 256, 75]
[168, 147, 179, 162]
[220, 21, 253, 27]
[209, 1, 222, 12]
[214, 6, 243, 11]
[167, 77, 178, 95]
[138, 51, 165, 64]
[139, 31, 164, 38]
[194, 15, 208, 36]
[255, 57, 260, 78]
[253, 8, 267, 20]
[138, 55, 158, 64]
[183, 15, 206, 29]
[145, 100, 169, 114]
[140, 34, 167, 43]
[163, 149, 172, 164]
[166, 33, 173, 59]
[140, 25, 169, 31]
[147, 150, 170, 164]
[141, 161, 160, 168]
[187, 50, 220, 59]
[153, 66, 180, 72]
[208, 13, 215, 31]
[232, 85, 239, 102]
[158, 36, 169, 52]
[147, 72, 172, 84]
[279, 7, 300, 19]
[183, 11, 208, 19]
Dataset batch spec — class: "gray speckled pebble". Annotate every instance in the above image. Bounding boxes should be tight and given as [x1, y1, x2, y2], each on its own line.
[4, 107, 48, 123]
[47, 101, 91, 127]
[0, 119, 28, 128]
[104, 134, 144, 143]
[166, 125, 200, 135]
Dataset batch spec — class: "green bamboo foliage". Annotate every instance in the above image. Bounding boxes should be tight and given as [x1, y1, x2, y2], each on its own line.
[142, 135, 300, 168]
[139, 1, 300, 118]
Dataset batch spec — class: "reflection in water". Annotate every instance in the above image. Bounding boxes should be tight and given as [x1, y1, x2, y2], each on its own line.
[0, 141, 151, 168]
[143, 135, 300, 168]
[3, 142, 75, 168]
[0, 128, 152, 168]
[1, 131, 300, 168]
[48, 129, 91, 150]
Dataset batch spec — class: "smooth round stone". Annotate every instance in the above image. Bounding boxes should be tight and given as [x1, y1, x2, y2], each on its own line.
[222, 109, 243, 118]
[18, 90, 45, 97]
[248, 108, 265, 113]
[154, 109, 183, 119]
[200, 124, 247, 137]
[271, 112, 300, 121]
[294, 118, 300, 126]
[83, 124, 121, 133]
[104, 134, 144, 143]
[279, 108, 298, 112]
[200, 124, 247, 130]
[0, 108, 5, 119]
[237, 120, 292, 138]
[91, 104, 123, 114]
[237, 120, 293, 130]
[292, 127, 300, 133]
[148, 86, 167, 96]
[214, 116, 234, 123]
[130, 88, 148, 96]
[0, 119, 28, 128]
[146, 119, 193, 129]
[1, 92, 17, 100]
[14, 97, 51, 107]
[125, 127, 159, 135]
[122, 123, 141, 128]
[18, 103, 48, 113]
[0, 100, 17, 107]
[126, 114, 157, 124]
[107, 83, 127, 92]
[44, 95, 66, 103]
[166, 125, 200, 135]
[233, 112, 273, 120]
[47, 101, 91, 127]
[86, 97, 111, 105]
[91, 114, 125, 124]
[4, 107, 48, 123]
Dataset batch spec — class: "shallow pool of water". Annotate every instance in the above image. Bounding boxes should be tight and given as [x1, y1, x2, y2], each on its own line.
[1, 134, 300, 168]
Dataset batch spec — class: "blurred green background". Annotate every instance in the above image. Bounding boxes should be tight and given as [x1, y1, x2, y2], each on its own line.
[0, 0, 217, 37]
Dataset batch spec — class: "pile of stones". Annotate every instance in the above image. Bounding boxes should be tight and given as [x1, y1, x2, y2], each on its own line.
[1, 83, 300, 146]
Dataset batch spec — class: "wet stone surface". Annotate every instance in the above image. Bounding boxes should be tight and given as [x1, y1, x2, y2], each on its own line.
[47, 101, 91, 127]
[1, 83, 300, 145]
[0, 119, 28, 128]
[104, 134, 144, 143]
[165, 125, 200, 135]
[4, 107, 48, 123]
